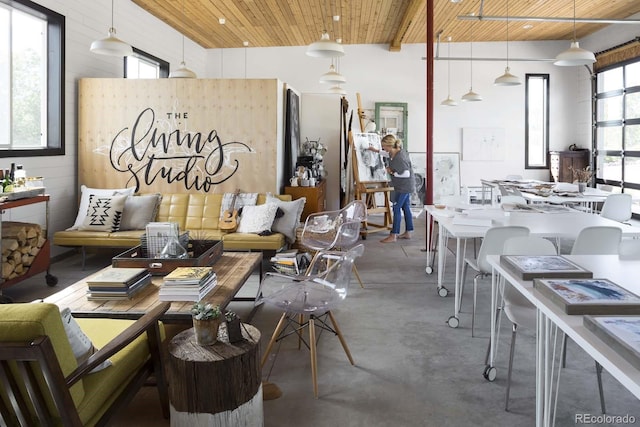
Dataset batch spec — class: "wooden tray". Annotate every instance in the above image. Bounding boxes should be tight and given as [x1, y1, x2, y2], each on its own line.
[112, 240, 223, 275]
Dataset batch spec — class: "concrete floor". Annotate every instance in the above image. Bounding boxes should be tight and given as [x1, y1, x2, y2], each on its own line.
[3, 214, 639, 426]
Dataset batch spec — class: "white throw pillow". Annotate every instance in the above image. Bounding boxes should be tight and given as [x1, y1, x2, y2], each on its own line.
[79, 194, 128, 232]
[120, 194, 162, 231]
[68, 185, 136, 230]
[60, 307, 112, 372]
[266, 195, 306, 243]
[237, 203, 279, 234]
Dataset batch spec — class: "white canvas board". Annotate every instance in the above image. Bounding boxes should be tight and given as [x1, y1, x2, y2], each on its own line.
[352, 133, 388, 183]
[462, 128, 506, 161]
[433, 152, 460, 204]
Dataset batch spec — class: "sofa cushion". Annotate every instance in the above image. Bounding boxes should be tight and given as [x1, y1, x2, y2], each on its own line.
[237, 203, 278, 234]
[120, 194, 163, 231]
[79, 194, 128, 232]
[266, 194, 306, 243]
[69, 185, 136, 231]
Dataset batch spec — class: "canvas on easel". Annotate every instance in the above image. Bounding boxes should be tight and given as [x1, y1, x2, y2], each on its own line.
[352, 133, 388, 182]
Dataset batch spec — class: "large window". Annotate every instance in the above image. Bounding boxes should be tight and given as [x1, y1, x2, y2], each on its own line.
[595, 59, 640, 212]
[124, 47, 169, 79]
[525, 74, 549, 169]
[0, 0, 64, 157]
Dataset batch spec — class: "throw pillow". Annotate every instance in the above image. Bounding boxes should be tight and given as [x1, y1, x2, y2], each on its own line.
[120, 194, 163, 231]
[60, 307, 112, 372]
[236, 203, 279, 234]
[219, 192, 258, 219]
[68, 185, 136, 230]
[78, 194, 128, 232]
[266, 195, 306, 243]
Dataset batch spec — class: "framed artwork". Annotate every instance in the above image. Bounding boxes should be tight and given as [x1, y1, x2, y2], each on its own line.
[500, 255, 593, 281]
[352, 132, 388, 182]
[409, 152, 426, 206]
[284, 88, 300, 182]
[433, 152, 460, 204]
[584, 315, 640, 370]
[375, 102, 408, 145]
[462, 128, 505, 161]
[533, 278, 640, 315]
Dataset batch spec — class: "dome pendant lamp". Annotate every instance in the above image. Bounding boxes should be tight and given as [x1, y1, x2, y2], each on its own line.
[319, 60, 346, 84]
[461, 26, 482, 102]
[554, 0, 596, 66]
[90, 0, 133, 56]
[307, 31, 345, 58]
[441, 37, 458, 106]
[170, 0, 196, 78]
[494, 0, 521, 86]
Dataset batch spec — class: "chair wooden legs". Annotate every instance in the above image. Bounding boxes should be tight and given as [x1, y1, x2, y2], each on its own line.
[309, 317, 318, 398]
[352, 264, 365, 288]
[328, 311, 354, 365]
[260, 312, 288, 368]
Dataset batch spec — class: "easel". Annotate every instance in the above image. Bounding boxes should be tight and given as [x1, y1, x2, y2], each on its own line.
[351, 93, 393, 237]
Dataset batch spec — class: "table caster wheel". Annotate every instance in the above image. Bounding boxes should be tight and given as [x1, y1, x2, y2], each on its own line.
[438, 287, 449, 297]
[426, 266, 433, 274]
[46, 274, 58, 287]
[483, 365, 497, 382]
[447, 316, 459, 328]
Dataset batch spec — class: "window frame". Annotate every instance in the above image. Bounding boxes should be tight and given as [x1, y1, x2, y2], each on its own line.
[524, 73, 550, 169]
[124, 47, 169, 79]
[0, 0, 65, 157]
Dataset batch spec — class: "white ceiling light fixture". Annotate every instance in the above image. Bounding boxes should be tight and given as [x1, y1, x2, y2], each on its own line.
[329, 85, 346, 95]
[319, 60, 346, 84]
[554, 0, 596, 66]
[90, 0, 133, 56]
[441, 37, 458, 107]
[307, 30, 345, 58]
[461, 25, 482, 102]
[494, 0, 521, 86]
[169, 0, 197, 78]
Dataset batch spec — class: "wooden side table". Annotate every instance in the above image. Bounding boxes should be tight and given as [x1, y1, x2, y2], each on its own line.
[168, 323, 263, 426]
[284, 179, 326, 220]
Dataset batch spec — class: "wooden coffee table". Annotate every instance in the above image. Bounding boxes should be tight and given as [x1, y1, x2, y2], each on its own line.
[44, 252, 262, 323]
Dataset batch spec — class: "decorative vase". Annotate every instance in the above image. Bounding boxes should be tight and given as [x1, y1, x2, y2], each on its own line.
[578, 182, 586, 193]
[226, 318, 243, 343]
[192, 318, 221, 346]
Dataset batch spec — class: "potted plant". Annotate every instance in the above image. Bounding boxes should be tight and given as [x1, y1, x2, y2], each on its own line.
[225, 310, 243, 343]
[569, 165, 593, 193]
[191, 301, 222, 346]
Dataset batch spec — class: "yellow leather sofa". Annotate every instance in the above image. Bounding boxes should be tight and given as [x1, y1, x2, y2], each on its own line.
[53, 193, 293, 255]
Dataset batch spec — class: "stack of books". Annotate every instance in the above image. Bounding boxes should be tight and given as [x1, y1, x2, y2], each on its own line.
[270, 249, 300, 275]
[86, 267, 151, 300]
[158, 266, 217, 302]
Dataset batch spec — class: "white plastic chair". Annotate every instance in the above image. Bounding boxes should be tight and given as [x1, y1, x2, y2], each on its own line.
[258, 245, 364, 397]
[600, 193, 632, 223]
[462, 226, 529, 337]
[570, 226, 622, 255]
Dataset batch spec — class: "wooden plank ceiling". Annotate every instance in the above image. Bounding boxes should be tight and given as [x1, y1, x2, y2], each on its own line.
[131, 0, 640, 50]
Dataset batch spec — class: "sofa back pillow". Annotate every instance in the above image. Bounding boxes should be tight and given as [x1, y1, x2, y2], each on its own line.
[266, 194, 306, 243]
[68, 185, 136, 230]
[237, 203, 279, 234]
[120, 194, 163, 231]
[78, 194, 128, 232]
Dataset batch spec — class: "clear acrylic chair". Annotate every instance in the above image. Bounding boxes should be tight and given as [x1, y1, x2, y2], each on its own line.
[300, 200, 367, 287]
[462, 226, 530, 337]
[600, 193, 632, 223]
[258, 244, 364, 397]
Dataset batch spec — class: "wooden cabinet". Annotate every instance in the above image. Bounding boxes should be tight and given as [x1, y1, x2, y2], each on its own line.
[284, 180, 326, 220]
[549, 150, 590, 183]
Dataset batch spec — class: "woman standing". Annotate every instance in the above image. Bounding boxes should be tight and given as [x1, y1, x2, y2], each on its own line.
[369, 134, 415, 243]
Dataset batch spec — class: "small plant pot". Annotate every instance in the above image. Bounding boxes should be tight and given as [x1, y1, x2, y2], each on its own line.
[578, 182, 586, 193]
[227, 318, 243, 343]
[193, 318, 222, 346]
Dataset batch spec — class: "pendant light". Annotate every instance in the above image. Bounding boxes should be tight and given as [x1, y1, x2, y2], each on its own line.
[90, 0, 133, 56]
[494, 0, 521, 86]
[554, 0, 596, 66]
[170, 0, 196, 78]
[461, 25, 482, 102]
[307, 30, 345, 58]
[329, 85, 346, 95]
[441, 36, 458, 106]
[320, 58, 347, 84]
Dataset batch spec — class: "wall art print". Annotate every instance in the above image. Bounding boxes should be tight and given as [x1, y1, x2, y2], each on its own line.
[284, 88, 301, 183]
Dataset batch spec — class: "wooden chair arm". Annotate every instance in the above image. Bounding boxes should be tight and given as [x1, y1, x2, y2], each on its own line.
[66, 302, 171, 386]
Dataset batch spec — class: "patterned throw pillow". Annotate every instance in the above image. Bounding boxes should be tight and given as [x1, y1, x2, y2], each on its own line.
[68, 185, 136, 230]
[236, 203, 279, 234]
[219, 192, 258, 219]
[60, 307, 112, 372]
[79, 194, 128, 232]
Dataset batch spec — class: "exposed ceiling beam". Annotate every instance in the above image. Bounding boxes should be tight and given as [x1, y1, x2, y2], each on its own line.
[390, 0, 425, 52]
[458, 15, 640, 25]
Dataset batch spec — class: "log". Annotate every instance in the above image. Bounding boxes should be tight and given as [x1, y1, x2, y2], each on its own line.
[168, 324, 263, 426]
[1, 239, 19, 252]
[1, 221, 44, 279]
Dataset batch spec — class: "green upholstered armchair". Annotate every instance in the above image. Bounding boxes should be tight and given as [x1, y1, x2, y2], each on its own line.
[0, 301, 170, 426]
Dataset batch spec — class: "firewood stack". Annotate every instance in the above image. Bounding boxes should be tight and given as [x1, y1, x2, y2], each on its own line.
[2, 221, 45, 279]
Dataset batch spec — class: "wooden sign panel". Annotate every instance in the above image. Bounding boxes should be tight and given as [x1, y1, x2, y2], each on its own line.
[78, 78, 282, 194]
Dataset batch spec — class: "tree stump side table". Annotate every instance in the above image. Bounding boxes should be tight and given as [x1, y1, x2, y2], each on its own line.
[168, 323, 262, 426]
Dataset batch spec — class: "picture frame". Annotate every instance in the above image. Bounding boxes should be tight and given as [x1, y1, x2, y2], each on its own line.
[433, 152, 460, 204]
[533, 278, 640, 315]
[584, 315, 640, 370]
[284, 88, 300, 183]
[352, 132, 388, 183]
[500, 255, 593, 281]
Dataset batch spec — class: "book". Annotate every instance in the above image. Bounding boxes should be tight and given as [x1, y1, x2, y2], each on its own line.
[533, 278, 640, 315]
[500, 255, 593, 281]
[86, 267, 149, 287]
[87, 274, 152, 300]
[158, 274, 218, 301]
[163, 266, 214, 285]
[584, 315, 640, 370]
